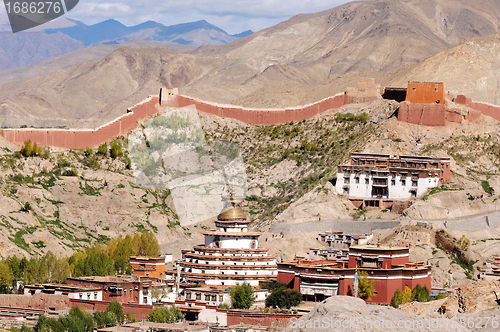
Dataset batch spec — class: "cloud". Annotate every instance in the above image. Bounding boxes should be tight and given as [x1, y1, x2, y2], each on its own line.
[0, 0, 351, 34]
[65, 0, 351, 34]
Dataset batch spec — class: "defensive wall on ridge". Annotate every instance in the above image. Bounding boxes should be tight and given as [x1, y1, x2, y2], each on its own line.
[1, 78, 500, 149]
[0, 79, 379, 149]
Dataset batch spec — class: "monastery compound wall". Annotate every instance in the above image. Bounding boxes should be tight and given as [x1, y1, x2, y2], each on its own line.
[1, 79, 500, 149]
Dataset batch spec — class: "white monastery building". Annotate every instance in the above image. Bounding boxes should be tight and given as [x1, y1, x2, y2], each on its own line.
[169, 192, 278, 287]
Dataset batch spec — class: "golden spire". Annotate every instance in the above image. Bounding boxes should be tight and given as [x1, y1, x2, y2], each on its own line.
[377, 234, 380, 247]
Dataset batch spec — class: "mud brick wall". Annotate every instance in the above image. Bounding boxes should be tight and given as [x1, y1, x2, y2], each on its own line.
[406, 82, 446, 105]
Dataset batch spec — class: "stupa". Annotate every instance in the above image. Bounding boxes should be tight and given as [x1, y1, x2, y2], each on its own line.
[173, 190, 277, 286]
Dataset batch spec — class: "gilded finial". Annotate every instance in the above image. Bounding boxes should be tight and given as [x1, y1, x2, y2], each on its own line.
[377, 234, 380, 247]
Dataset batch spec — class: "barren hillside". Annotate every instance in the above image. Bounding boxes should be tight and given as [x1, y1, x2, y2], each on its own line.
[2, 0, 500, 127]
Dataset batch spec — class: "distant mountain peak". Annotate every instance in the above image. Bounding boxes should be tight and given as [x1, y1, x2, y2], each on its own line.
[232, 30, 254, 38]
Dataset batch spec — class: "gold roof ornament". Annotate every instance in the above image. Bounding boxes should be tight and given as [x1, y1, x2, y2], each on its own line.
[377, 234, 380, 247]
[217, 207, 247, 221]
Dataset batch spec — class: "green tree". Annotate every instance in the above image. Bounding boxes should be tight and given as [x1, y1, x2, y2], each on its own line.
[357, 271, 376, 301]
[230, 282, 255, 309]
[411, 284, 431, 303]
[147, 306, 181, 323]
[150, 285, 167, 303]
[126, 311, 137, 323]
[107, 300, 125, 324]
[390, 289, 403, 308]
[140, 231, 161, 256]
[95, 310, 115, 328]
[20, 140, 33, 157]
[0, 262, 13, 293]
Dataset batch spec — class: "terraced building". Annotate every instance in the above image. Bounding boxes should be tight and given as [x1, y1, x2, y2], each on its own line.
[169, 193, 277, 286]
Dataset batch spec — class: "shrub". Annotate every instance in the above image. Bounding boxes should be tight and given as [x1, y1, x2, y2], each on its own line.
[21, 202, 31, 212]
[20, 140, 44, 157]
[62, 169, 78, 177]
[265, 286, 302, 309]
[335, 112, 369, 123]
[147, 305, 182, 323]
[84, 148, 93, 157]
[457, 235, 470, 251]
[481, 180, 494, 195]
[218, 303, 230, 310]
[110, 141, 123, 159]
[97, 143, 108, 156]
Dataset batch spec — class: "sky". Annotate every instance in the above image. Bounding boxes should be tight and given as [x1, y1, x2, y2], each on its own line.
[0, 0, 354, 34]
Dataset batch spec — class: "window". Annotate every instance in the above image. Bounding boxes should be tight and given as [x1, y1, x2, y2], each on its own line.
[355, 177, 359, 184]
[365, 178, 369, 184]
[391, 179, 395, 185]
[401, 179, 406, 186]
[343, 187, 349, 194]
[344, 177, 350, 184]
[186, 292, 191, 299]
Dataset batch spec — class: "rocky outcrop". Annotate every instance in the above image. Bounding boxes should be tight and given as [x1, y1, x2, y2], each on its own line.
[283, 296, 468, 332]
[438, 280, 500, 316]
[399, 280, 500, 318]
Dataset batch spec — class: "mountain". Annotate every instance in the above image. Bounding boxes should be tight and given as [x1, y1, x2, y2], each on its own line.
[232, 30, 253, 38]
[390, 33, 500, 105]
[0, 31, 85, 70]
[0, 40, 196, 85]
[180, 0, 500, 103]
[0, 47, 211, 128]
[3, 0, 500, 127]
[0, 17, 242, 71]
[45, 19, 237, 46]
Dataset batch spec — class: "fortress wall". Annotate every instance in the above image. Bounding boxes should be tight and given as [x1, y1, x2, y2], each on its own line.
[406, 82, 446, 105]
[468, 101, 500, 121]
[465, 109, 482, 122]
[445, 109, 462, 124]
[0, 96, 161, 149]
[398, 102, 447, 126]
[171, 93, 346, 125]
[0, 90, 348, 149]
[455, 94, 500, 121]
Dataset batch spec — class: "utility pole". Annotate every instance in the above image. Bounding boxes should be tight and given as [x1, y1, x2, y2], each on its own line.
[176, 259, 181, 300]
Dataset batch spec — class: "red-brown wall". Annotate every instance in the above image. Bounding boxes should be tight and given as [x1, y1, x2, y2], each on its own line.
[455, 95, 500, 122]
[71, 299, 153, 318]
[226, 312, 300, 328]
[0, 92, 348, 149]
[172, 93, 346, 126]
[0, 96, 160, 149]
[406, 82, 446, 105]
[398, 102, 447, 126]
